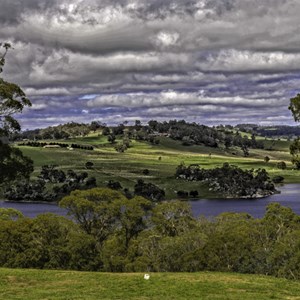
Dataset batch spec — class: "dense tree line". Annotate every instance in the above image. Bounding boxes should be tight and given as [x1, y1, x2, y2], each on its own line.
[15, 122, 97, 140]
[234, 124, 300, 139]
[18, 141, 93, 150]
[4, 165, 96, 201]
[175, 163, 277, 198]
[147, 119, 263, 151]
[256, 126, 300, 138]
[19, 141, 68, 148]
[1, 189, 300, 280]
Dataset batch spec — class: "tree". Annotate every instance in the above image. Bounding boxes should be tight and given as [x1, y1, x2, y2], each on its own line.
[277, 161, 287, 170]
[241, 143, 249, 157]
[85, 161, 94, 169]
[115, 143, 127, 153]
[289, 93, 300, 122]
[0, 43, 31, 135]
[290, 138, 300, 169]
[151, 201, 196, 237]
[134, 179, 165, 201]
[0, 43, 33, 184]
[90, 121, 102, 132]
[102, 126, 110, 136]
[107, 180, 122, 190]
[224, 135, 233, 149]
[107, 134, 116, 144]
[0, 208, 23, 220]
[59, 188, 126, 240]
[289, 94, 300, 168]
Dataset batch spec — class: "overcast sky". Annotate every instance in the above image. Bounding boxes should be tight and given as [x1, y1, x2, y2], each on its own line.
[1, 0, 300, 129]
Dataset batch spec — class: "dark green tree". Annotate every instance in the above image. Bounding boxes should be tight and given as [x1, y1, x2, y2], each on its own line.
[289, 93, 300, 122]
[0, 43, 33, 184]
[290, 138, 300, 169]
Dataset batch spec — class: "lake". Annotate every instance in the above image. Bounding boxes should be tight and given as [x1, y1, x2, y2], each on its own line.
[190, 184, 300, 218]
[0, 184, 299, 218]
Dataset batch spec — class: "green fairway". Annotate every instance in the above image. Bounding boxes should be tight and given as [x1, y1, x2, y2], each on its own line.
[17, 135, 300, 199]
[1, 268, 300, 300]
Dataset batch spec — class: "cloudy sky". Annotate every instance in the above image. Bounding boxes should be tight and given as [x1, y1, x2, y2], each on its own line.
[1, 0, 300, 129]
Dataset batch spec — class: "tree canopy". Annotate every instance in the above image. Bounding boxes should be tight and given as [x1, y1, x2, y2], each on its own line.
[0, 43, 33, 184]
[289, 93, 300, 122]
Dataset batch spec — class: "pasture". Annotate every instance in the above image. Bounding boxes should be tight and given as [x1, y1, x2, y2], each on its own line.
[18, 135, 300, 199]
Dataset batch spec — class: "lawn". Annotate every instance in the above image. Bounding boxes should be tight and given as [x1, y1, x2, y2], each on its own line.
[1, 268, 300, 300]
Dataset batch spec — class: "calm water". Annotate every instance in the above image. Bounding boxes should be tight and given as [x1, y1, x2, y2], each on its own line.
[0, 184, 299, 218]
[0, 201, 68, 218]
[190, 184, 300, 218]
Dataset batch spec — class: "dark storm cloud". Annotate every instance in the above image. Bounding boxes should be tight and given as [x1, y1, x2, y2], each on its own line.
[0, 0, 60, 25]
[1, 0, 300, 128]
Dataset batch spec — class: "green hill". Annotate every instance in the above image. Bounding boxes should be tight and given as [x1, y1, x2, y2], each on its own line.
[15, 133, 300, 200]
[1, 268, 300, 300]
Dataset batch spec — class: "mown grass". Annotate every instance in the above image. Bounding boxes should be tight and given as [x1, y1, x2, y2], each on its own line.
[17, 134, 300, 199]
[1, 268, 300, 300]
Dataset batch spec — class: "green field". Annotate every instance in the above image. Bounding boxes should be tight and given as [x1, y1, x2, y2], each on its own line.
[1, 268, 300, 299]
[17, 134, 300, 199]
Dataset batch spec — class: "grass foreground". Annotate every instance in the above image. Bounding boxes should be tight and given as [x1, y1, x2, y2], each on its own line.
[1, 268, 300, 299]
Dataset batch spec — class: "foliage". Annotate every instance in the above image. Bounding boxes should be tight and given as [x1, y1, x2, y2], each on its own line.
[3, 193, 300, 281]
[85, 161, 94, 169]
[290, 138, 300, 169]
[289, 93, 300, 122]
[272, 175, 284, 184]
[0, 43, 33, 185]
[115, 143, 127, 153]
[0, 43, 31, 135]
[277, 161, 287, 170]
[147, 119, 263, 151]
[0, 208, 23, 220]
[0, 141, 33, 183]
[107, 180, 122, 190]
[134, 179, 165, 201]
[4, 165, 96, 201]
[176, 162, 276, 198]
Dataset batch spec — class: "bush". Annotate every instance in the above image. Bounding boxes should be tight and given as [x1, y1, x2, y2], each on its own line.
[107, 180, 122, 190]
[177, 190, 189, 198]
[142, 169, 150, 175]
[189, 190, 199, 198]
[85, 161, 94, 169]
[272, 176, 284, 184]
[277, 161, 287, 170]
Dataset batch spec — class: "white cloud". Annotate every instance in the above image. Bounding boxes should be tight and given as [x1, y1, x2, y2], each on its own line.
[1, 0, 300, 128]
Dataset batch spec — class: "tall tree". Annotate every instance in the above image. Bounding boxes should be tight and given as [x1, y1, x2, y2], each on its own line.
[289, 93, 300, 122]
[289, 94, 300, 168]
[0, 43, 33, 184]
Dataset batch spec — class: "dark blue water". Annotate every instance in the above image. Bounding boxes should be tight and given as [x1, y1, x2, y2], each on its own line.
[190, 184, 300, 218]
[1, 184, 299, 218]
[0, 201, 68, 218]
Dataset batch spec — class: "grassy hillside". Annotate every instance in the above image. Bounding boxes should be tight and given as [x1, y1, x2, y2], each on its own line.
[1, 268, 300, 299]
[17, 134, 300, 199]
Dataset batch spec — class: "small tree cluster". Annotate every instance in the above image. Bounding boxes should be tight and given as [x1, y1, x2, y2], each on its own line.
[175, 163, 276, 198]
[71, 143, 94, 150]
[4, 165, 97, 201]
[134, 179, 165, 201]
